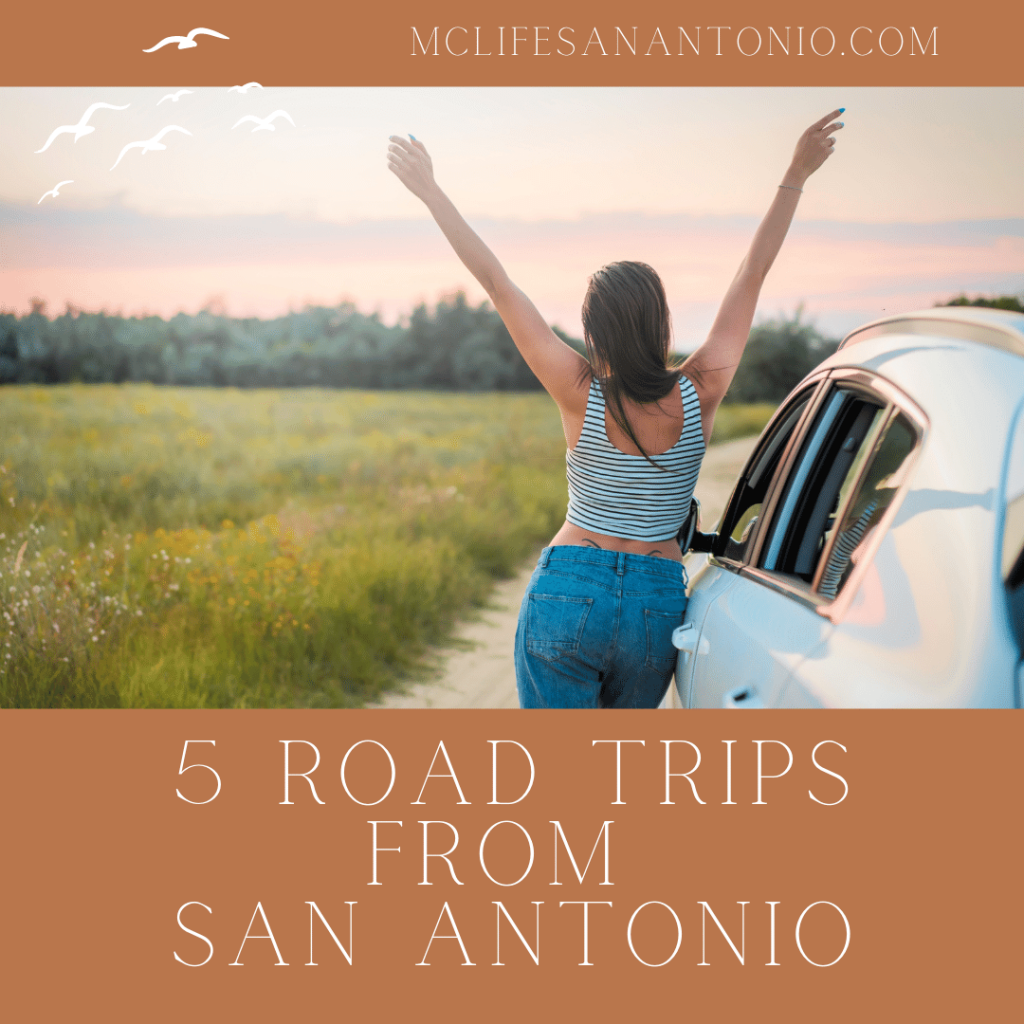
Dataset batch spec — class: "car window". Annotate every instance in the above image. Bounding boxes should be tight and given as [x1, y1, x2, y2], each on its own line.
[814, 413, 918, 599]
[1001, 409, 1024, 655]
[760, 386, 889, 584]
[716, 387, 815, 562]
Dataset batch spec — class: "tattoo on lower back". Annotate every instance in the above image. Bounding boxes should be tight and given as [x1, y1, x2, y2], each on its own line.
[581, 538, 603, 549]
[646, 549, 664, 558]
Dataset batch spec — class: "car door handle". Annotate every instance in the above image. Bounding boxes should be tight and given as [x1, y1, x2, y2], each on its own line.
[723, 685, 764, 709]
[672, 624, 709, 656]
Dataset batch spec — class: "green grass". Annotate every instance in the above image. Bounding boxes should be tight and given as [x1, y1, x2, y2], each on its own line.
[710, 403, 777, 444]
[0, 385, 773, 708]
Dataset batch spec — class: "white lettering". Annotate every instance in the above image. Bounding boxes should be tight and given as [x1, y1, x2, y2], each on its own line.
[305, 902, 355, 966]
[795, 902, 851, 966]
[493, 902, 543, 965]
[340, 740, 396, 806]
[809, 740, 849, 805]
[810, 26, 836, 56]
[550, 820, 614, 885]
[411, 27, 438, 56]
[412, 740, 470, 805]
[416, 902, 475, 965]
[419, 820, 464, 885]
[174, 902, 213, 967]
[661, 740, 706, 805]
[230, 902, 288, 966]
[627, 902, 683, 966]
[280, 740, 324, 806]
[754, 740, 793, 804]
[736, 26, 762, 56]
[698, 901, 748, 965]
[480, 821, 535, 886]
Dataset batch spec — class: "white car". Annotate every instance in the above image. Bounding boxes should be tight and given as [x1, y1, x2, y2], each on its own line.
[669, 307, 1024, 708]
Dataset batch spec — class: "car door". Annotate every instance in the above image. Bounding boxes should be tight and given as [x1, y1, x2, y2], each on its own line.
[676, 377, 830, 707]
[679, 372, 914, 707]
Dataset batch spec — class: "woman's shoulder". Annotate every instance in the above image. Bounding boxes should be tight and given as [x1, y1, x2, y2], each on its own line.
[556, 363, 597, 421]
[675, 370, 701, 400]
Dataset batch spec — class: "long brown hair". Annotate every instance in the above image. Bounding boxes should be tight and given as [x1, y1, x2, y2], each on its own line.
[579, 261, 684, 468]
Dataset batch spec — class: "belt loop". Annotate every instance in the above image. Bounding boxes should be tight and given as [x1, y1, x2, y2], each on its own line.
[616, 552, 626, 576]
[681, 564, 690, 589]
[540, 547, 552, 568]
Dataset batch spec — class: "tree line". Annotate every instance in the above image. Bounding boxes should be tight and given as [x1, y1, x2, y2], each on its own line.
[0, 294, 550, 392]
[1, 292, 1018, 401]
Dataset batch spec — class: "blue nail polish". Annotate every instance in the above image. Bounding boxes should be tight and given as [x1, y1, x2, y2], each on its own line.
[839, 107, 846, 114]
[409, 133, 417, 140]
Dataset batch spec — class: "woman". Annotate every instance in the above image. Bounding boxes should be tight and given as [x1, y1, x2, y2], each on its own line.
[387, 108, 844, 708]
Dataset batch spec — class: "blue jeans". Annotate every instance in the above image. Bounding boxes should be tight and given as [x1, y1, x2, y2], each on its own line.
[514, 546, 689, 709]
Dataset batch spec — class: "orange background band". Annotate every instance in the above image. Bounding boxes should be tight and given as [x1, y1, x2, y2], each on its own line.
[1, 710, 1021, 1021]
[0, 0, 1018, 86]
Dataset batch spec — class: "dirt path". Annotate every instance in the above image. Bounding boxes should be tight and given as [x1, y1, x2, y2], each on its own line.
[373, 434, 760, 708]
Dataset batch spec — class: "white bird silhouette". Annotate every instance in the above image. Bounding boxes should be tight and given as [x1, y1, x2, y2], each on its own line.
[158, 89, 193, 104]
[232, 110, 295, 132]
[110, 126, 192, 170]
[35, 102, 130, 153]
[37, 180, 74, 204]
[229, 82, 263, 94]
[143, 27, 229, 52]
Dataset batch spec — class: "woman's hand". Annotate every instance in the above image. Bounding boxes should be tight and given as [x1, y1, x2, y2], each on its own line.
[383, 131, 590, 415]
[782, 108, 845, 188]
[387, 135, 439, 204]
[683, 108, 845, 434]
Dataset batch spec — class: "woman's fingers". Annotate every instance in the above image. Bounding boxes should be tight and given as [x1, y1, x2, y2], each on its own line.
[811, 119, 843, 155]
[389, 134, 428, 160]
[810, 108, 843, 131]
[388, 135, 431, 171]
[808, 115, 844, 156]
[787, 110, 846, 178]
[387, 134, 436, 200]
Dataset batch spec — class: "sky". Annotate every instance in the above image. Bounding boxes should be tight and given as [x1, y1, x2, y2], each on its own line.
[1, 86, 1021, 347]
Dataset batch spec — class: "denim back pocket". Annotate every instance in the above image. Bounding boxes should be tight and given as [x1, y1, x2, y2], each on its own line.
[525, 593, 593, 663]
[644, 607, 686, 670]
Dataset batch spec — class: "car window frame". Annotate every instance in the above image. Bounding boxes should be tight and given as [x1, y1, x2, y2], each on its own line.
[759, 382, 890, 577]
[711, 372, 831, 571]
[727, 367, 929, 621]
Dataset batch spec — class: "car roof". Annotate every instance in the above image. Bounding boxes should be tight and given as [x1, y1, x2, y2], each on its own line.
[838, 306, 1024, 359]
[819, 307, 1024, 433]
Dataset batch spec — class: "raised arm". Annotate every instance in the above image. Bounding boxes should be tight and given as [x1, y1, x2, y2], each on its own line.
[387, 135, 590, 412]
[683, 109, 845, 435]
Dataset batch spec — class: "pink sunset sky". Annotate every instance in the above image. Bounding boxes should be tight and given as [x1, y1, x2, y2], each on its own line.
[2, 86, 1021, 347]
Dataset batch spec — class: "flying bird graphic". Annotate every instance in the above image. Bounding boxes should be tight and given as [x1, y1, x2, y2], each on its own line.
[143, 27, 229, 52]
[158, 89, 193, 104]
[37, 180, 74, 204]
[110, 125, 192, 170]
[232, 110, 295, 132]
[229, 82, 263, 94]
[34, 102, 130, 153]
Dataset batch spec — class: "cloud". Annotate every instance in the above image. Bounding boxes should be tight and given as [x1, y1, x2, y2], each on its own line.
[1, 201, 1020, 340]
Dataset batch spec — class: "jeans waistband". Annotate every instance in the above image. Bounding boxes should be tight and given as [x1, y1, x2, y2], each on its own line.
[539, 545, 687, 582]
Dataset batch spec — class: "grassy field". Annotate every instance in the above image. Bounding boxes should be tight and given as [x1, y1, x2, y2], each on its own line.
[0, 385, 774, 708]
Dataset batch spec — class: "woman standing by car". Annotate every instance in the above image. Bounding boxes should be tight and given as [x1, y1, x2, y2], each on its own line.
[387, 108, 844, 708]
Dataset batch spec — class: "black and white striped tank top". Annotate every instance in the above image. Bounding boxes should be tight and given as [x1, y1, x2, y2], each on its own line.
[565, 375, 706, 542]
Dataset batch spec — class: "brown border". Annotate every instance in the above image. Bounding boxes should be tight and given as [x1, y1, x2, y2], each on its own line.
[1, 710, 1021, 1020]
[1, 0, 1020, 86]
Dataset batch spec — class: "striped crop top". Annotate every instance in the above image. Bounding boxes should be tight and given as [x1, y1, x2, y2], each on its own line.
[565, 375, 706, 542]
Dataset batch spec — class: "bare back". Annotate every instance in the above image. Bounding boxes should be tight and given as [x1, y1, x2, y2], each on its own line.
[551, 372, 706, 560]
